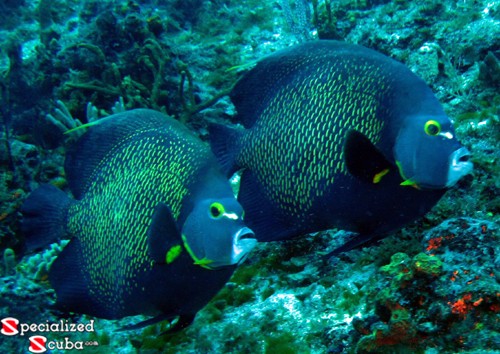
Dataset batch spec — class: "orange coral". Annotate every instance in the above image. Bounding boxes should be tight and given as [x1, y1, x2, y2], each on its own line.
[450, 294, 475, 317]
[473, 298, 484, 307]
[450, 299, 469, 316]
[426, 234, 456, 252]
[426, 237, 443, 251]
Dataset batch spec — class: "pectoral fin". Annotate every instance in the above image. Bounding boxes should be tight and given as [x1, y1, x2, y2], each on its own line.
[344, 130, 393, 184]
[147, 203, 183, 264]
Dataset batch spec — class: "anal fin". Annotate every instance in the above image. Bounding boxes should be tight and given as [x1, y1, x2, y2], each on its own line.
[238, 170, 297, 242]
[117, 313, 195, 334]
[50, 238, 115, 318]
[322, 232, 384, 260]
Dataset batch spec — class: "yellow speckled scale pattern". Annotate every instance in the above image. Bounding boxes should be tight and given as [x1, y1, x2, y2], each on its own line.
[238, 53, 392, 225]
[67, 125, 207, 313]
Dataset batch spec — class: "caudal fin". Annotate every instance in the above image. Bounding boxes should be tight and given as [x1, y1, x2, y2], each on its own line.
[208, 123, 243, 177]
[21, 184, 73, 251]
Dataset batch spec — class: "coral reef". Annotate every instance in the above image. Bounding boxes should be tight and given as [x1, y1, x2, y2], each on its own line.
[354, 219, 499, 352]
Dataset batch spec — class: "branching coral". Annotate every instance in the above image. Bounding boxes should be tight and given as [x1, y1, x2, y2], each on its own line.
[17, 240, 69, 282]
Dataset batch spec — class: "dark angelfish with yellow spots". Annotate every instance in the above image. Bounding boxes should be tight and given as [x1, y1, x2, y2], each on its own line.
[209, 40, 472, 249]
[21, 109, 256, 330]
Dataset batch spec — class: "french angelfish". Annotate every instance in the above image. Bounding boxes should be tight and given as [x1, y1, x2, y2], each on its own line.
[21, 109, 257, 330]
[209, 40, 472, 248]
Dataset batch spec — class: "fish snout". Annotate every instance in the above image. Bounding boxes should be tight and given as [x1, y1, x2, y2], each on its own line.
[232, 227, 257, 265]
[446, 147, 473, 187]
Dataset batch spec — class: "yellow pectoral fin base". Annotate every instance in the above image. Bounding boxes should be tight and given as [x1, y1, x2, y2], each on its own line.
[194, 258, 215, 269]
[400, 179, 420, 189]
[165, 245, 182, 264]
[181, 234, 214, 270]
[395, 161, 420, 189]
[373, 169, 390, 184]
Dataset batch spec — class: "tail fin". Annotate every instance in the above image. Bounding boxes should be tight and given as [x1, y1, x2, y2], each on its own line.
[21, 184, 73, 251]
[208, 123, 244, 177]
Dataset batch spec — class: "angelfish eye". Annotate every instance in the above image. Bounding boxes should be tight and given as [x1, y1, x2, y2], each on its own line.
[424, 120, 441, 136]
[209, 202, 225, 219]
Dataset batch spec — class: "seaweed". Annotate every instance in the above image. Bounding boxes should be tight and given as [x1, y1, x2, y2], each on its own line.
[0, 81, 15, 175]
[177, 63, 232, 124]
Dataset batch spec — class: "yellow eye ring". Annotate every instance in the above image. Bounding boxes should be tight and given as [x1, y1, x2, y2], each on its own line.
[209, 202, 225, 219]
[424, 120, 441, 136]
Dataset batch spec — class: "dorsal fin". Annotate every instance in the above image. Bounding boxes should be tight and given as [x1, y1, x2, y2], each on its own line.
[64, 109, 179, 199]
[231, 41, 359, 128]
[230, 45, 301, 129]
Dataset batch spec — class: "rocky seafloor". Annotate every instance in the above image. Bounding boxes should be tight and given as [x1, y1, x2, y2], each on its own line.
[0, 0, 499, 353]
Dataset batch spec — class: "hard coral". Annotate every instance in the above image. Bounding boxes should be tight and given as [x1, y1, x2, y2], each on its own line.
[412, 252, 442, 277]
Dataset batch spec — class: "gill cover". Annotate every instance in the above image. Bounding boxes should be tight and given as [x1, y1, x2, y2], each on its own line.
[394, 115, 473, 189]
[181, 198, 256, 269]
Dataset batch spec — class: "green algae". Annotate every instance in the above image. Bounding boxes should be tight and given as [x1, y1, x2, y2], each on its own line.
[412, 252, 443, 277]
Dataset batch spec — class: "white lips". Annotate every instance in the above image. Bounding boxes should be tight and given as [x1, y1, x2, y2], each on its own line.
[446, 147, 473, 187]
[231, 227, 257, 264]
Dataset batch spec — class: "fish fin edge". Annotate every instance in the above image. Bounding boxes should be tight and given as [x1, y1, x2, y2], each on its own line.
[117, 313, 195, 334]
[50, 238, 117, 319]
[21, 184, 73, 252]
[322, 232, 385, 260]
[239, 170, 298, 242]
[344, 130, 394, 184]
[65, 109, 173, 199]
[208, 123, 243, 177]
[148, 203, 182, 264]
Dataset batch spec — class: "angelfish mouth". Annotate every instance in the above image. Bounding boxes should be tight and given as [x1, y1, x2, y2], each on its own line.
[232, 227, 257, 264]
[446, 147, 473, 187]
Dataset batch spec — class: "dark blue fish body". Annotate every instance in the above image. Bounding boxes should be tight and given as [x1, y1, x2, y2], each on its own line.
[210, 41, 472, 245]
[22, 109, 256, 328]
